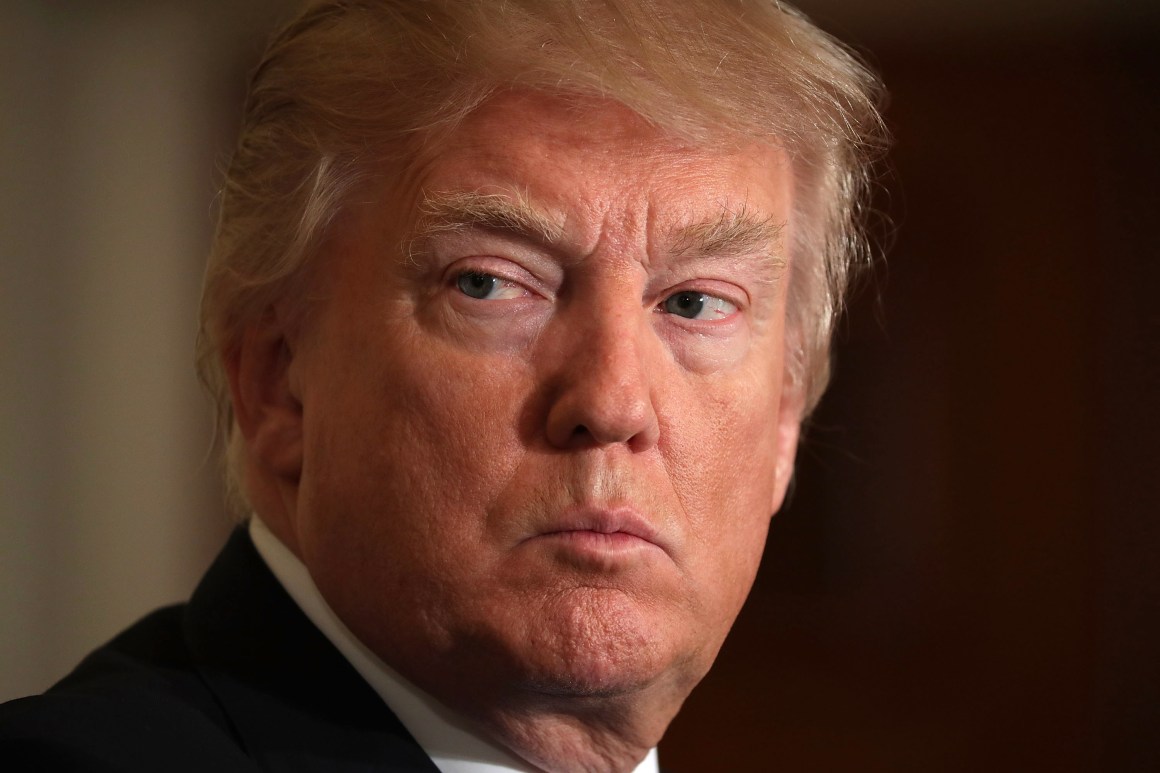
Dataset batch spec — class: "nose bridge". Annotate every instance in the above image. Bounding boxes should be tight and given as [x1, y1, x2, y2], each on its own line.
[585, 295, 647, 389]
[544, 275, 660, 450]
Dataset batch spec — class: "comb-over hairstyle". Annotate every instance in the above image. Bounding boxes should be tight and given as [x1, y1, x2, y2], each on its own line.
[198, 0, 888, 511]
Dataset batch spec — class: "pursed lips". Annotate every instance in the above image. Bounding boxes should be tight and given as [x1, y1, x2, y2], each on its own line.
[528, 504, 669, 556]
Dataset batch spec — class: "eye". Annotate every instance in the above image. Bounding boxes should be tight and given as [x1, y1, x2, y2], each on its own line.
[455, 271, 526, 301]
[661, 291, 737, 320]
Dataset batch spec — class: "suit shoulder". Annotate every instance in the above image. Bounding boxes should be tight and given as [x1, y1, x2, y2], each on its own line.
[0, 689, 256, 772]
[0, 606, 256, 772]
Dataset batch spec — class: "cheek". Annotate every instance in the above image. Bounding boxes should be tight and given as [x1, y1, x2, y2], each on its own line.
[662, 371, 783, 605]
[298, 323, 531, 563]
[295, 330, 540, 654]
[668, 361, 782, 500]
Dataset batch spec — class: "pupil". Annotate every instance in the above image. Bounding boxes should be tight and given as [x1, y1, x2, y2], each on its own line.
[457, 272, 496, 299]
[666, 291, 705, 318]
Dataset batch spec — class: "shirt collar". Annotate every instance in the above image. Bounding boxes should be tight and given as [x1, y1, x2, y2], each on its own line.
[248, 516, 659, 773]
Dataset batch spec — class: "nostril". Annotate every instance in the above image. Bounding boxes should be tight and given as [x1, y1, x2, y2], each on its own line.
[572, 424, 589, 437]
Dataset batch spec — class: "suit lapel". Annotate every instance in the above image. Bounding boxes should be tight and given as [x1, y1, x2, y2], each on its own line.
[183, 529, 441, 772]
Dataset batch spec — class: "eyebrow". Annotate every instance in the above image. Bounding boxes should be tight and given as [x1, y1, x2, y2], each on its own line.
[407, 190, 786, 277]
[407, 189, 565, 261]
[669, 206, 787, 274]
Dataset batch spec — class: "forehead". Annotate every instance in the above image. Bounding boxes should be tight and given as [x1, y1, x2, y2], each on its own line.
[407, 91, 793, 239]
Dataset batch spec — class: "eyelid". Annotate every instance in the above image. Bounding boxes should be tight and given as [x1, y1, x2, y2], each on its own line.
[427, 228, 562, 292]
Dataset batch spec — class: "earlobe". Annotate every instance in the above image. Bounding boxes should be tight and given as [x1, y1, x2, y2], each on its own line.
[224, 312, 304, 481]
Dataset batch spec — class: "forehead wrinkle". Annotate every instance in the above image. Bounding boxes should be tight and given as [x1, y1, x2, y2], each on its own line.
[405, 189, 566, 264]
[668, 204, 787, 281]
[586, 194, 655, 274]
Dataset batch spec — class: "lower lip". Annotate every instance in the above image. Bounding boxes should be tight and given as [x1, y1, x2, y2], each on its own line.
[538, 530, 661, 565]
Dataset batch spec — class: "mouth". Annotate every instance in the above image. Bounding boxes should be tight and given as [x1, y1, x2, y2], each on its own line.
[529, 506, 668, 564]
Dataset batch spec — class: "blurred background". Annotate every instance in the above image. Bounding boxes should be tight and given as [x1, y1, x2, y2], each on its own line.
[2, 0, 1157, 770]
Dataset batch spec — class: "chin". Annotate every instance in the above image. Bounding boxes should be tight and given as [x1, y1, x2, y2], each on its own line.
[501, 586, 697, 701]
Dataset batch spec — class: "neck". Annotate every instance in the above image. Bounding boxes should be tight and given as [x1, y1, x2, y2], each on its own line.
[454, 679, 683, 773]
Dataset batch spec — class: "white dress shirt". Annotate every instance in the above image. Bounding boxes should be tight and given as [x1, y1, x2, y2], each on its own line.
[249, 517, 660, 773]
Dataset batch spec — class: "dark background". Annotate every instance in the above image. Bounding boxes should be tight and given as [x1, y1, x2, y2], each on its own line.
[664, 8, 1160, 772]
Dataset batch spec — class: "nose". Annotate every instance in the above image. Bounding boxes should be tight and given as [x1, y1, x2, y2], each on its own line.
[543, 301, 661, 451]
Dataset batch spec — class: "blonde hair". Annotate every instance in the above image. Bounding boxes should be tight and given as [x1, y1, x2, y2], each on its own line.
[198, 0, 888, 510]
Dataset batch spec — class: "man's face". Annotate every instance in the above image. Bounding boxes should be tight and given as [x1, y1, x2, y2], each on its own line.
[282, 92, 802, 710]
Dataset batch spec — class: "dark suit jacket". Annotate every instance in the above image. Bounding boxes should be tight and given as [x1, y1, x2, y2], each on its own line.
[0, 529, 441, 771]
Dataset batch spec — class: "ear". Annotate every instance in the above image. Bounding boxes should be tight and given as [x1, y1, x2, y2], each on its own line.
[769, 374, 806, 514]
[224, 310, 304, 481]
